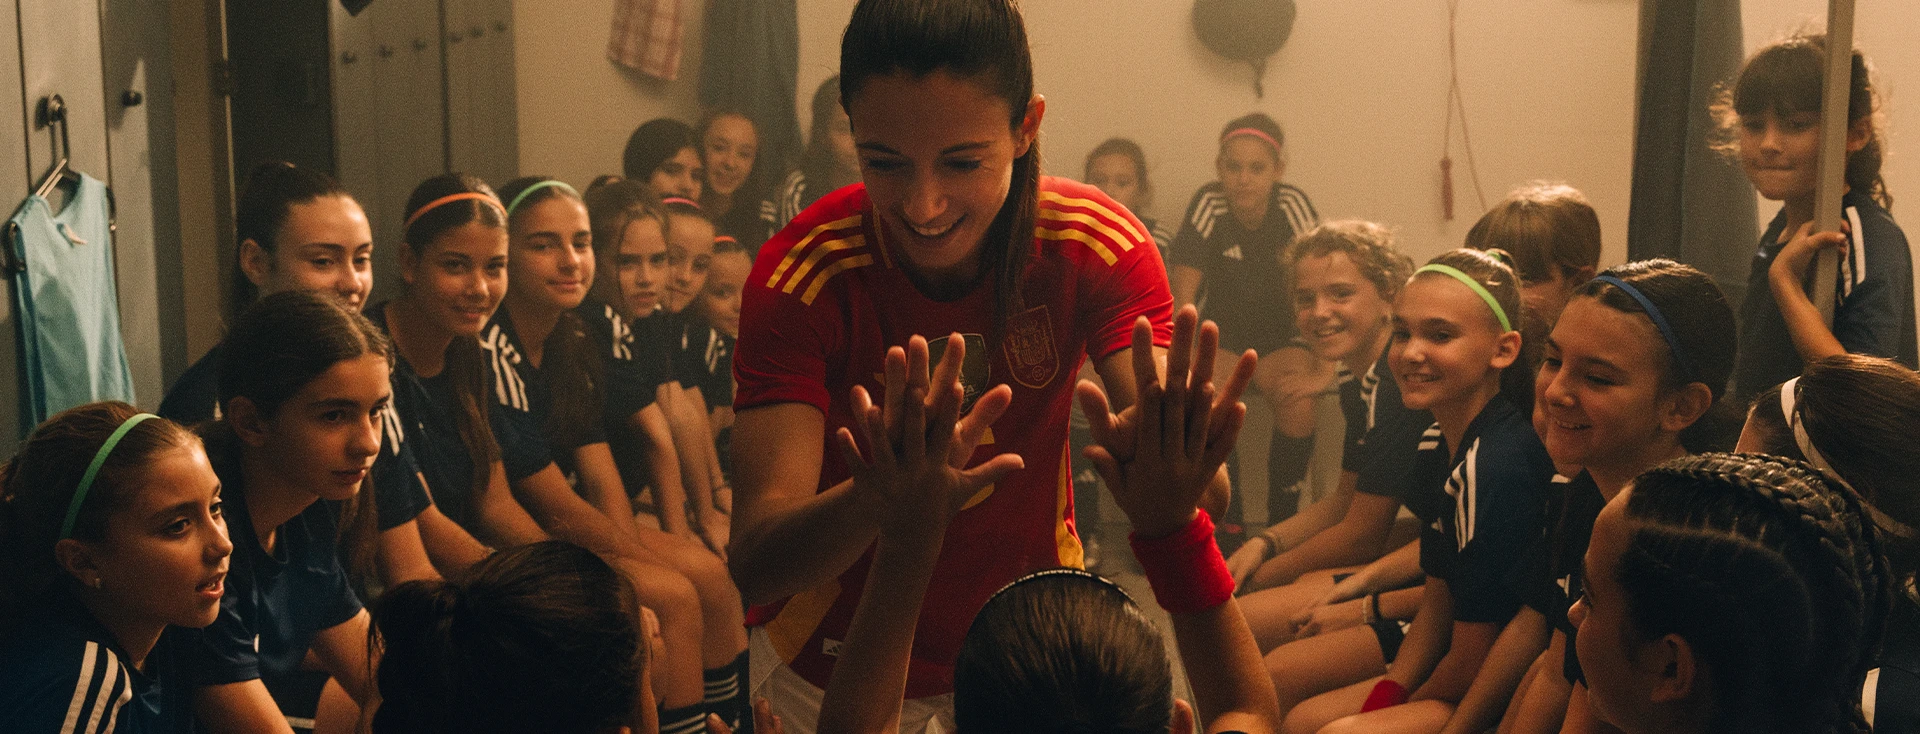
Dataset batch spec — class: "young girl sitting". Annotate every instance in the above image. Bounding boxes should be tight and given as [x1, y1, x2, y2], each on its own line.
[1720, 33, 1915, 400]
[370, 541, 650, 734]
[490, 176, 751, 732]
[624, 118, 704, 201]
[1171, 112, 1322, 530]
[1231, 222, 1428, 654]
[697, 110, 768, 248]
[1462, 183, 1601, 328]
[1497, 260, 1737, 734]
[694, 238, 751, 481]
[0, 403, 227, 733]
[184, 290, 392, 733]
[1083, 137, 1174, 259]
[763, 75, 861, 234]
[1737, 354, 1920, 732]
[1282, 249, 1555, 733]
[1570, 453, 1889, 734]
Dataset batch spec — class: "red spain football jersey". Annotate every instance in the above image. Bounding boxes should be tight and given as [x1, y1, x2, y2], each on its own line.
[734, 176, 1173, 697]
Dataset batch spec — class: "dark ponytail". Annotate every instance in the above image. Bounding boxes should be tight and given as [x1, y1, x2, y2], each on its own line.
[371, 541, 643, 734]
[400, 174, 506, 505]
[841, 0, 1039, 334]
[0, 403, 197, 629]
[1573, 259, 1739, 453]
[1620, 453, 1890, 734]
[622, 118, 699, 184]
[955, 569, 1172, 734]
[231, 161, 355, 315]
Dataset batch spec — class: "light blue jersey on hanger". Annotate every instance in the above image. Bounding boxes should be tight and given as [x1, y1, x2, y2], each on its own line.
[8, 173, 135, 432]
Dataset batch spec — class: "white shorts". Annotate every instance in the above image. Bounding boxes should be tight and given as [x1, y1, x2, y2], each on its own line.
[748, 627, 956, 734]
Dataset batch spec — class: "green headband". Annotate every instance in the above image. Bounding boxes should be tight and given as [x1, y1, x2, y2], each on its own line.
[1415, 263, 1513, 332]
[505, 180, 580, 216]
[60, 413, 160, 540]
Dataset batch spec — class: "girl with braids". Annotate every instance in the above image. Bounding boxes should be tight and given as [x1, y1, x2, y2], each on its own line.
[371, 173, 728, 734]
[1718, 33, 1915, 400]
[624, 118, 704, 200]
[181, 291, 394, 733]
[1570, 453, 1891, 734]
[809, 310, 1272, 733]
[369, 541, 651, 734]
[763, 76, 862, 236]
[730, 0, 1188, 725]
[1281, 249, 1555, 732]
[1737, 353, 1920, 731]
[1490, 260, 1737, 734]
[0, 404, 226, 733]
[489, 176, 751, 732]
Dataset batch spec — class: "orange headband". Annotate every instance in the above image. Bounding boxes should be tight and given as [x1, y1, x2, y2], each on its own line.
[404, 192, 505, 230]
[659, 196, 702, 210]
[1222, 127, 1281, 155]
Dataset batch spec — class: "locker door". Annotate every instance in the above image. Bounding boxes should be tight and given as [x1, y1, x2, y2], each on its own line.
[100, 0, 176, 402]
[0, 0, 29, 447]
[330, 0, 388, 296]
[483, 0, 518, 185]
[445, 0, 477, 179]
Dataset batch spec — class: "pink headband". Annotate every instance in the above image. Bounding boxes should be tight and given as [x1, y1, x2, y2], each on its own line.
[659, 196, 702, 210]
[1221, 127, 1281, 155]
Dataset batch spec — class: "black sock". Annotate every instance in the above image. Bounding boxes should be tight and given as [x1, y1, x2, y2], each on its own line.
[661, 701, 709, 734]
[704, 650, 750, 734]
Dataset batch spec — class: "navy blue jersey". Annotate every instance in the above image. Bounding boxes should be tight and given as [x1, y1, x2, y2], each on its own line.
[371, 304, 555, 531]
[0, 594, 193, 733]
[576, 298, 669, 420]
[1736, 191, 1917, 399]
[1506, 472, 1602, 666]
[182, 432, 364, 686]
[669, 312, 728, 397]
[1349, 349, 1437, 502]
[1874, 593, 1920, 733]
[160, 345, 430, 532]
[1169, 182, 1317, 355]
[1415, 397, 1556, 624]
[479, 309, 609, 473]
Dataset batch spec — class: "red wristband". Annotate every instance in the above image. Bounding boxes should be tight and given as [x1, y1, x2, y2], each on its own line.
[1129, 510, 1234, 614]
[1360, 680, 1409, 712]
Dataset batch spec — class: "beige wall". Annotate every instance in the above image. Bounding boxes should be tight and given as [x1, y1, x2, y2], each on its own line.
[514, 0, 1918, 279]
[512, 0, 707, 188]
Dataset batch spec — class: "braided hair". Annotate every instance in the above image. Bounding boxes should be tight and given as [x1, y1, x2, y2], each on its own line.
[1619, 453, 1891, 734]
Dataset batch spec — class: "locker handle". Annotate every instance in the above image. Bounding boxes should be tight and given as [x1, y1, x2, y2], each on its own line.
[413, 38, 429, 52]
[342, 50, 358, 64]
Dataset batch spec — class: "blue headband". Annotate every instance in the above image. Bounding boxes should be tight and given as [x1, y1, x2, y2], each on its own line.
[59, 413, 159, 540]
[1593, 275, 1696, 382]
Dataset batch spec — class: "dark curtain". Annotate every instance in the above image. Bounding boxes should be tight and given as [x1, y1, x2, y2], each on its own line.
[699, 0, 801, 174]
[1627, 0, 1756, 309]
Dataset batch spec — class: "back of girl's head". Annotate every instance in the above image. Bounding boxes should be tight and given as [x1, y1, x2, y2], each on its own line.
[371, 541, 642, 734]
[1620, 452, 1889, 734]
[1464, 183, 1601, 285]
[1084, 137, 1152, 205]
[1285, 220, 1413, 302]
[1747, 354, 1920, 578]
[840, 0, 1039, 328]
[954, 569, 1171, 734]
[496, 176, 584, 228]
[231, 161, 354, 312]
[219, 290, 392, 419]
[0, 403, 196, 625]
[402, 173, 505, 254]
[1218, 112, 1285, 161]
[1573, 259, 1738, 452]
[1417, 248, 1538, 404]
[622, 117, 698, 182]
[1716, 33, 1889, 209]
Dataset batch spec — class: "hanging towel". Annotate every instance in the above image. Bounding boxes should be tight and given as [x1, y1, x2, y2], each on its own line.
[608, 0, 684, 81]
[8, 173, 136, 434]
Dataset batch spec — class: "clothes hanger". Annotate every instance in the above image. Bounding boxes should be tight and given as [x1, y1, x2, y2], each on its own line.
[32, 95, 79, 202]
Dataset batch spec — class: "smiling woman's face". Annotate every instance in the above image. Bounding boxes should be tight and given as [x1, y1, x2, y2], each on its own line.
[847, 70, 1039, 279]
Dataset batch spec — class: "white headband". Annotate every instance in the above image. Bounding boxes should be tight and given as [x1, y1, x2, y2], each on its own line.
[1781, 376, 1848, 489]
